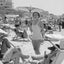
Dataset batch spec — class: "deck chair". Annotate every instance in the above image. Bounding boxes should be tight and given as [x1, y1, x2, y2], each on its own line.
[60, 40, 64, 49]
[52, 50, 64, 64]
[52, 40, 64, 64]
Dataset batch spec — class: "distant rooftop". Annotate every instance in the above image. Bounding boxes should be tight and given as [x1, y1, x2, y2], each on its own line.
[0, 0, 12, 8]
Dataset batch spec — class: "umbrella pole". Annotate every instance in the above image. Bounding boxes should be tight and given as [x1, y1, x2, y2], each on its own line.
[9, 42, 16, 48]
[48, 40, 61, 51]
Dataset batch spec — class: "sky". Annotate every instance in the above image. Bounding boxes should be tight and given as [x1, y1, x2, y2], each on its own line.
[12, 0, 64, 15]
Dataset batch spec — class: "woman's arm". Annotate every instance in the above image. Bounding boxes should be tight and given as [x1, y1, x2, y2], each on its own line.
[3, 38, 11, 48]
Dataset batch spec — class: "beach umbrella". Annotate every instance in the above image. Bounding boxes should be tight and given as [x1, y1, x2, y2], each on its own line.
[17, 7, 49, 22]
[2, 24, 15, 29]
[23, 7, 44, 13]
[45, 33, 64, 40]
[16, 7, 43, 16]
[17, 6, 39, 13]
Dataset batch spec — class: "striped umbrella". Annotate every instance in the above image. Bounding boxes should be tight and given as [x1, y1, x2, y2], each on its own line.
[16, 7, 43, 17]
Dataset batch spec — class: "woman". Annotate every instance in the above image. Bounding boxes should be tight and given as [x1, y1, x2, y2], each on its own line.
[2, 47, 29, 64]
[30, 12, 44, 55]
[0, 35, 11, 58]
[43, 44, 60, 64]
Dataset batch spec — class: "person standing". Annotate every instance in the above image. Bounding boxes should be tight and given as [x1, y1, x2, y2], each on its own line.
[57, 18, 62, 32]
[2, 47, 29, 64]
[43, 44, 60, 64]
[0, 35, 11, 58]
[30, 12, 44, 55]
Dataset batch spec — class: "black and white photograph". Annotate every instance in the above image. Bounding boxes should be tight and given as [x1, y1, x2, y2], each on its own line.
[0, 0, 64, 64]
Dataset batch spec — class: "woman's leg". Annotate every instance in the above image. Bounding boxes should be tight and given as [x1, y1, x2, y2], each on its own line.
[2, 47, 20, 63]
[14, 56, 19, 64]
[32, 40, 43, 55]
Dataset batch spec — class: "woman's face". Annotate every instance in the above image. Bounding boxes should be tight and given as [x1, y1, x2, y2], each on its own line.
[33, 12, 40, 19]
[32, 12, 40, 25]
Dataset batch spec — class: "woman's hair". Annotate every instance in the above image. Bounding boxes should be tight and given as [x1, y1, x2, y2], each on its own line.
[32, 12, 40, 18]
[25, 20, 28, 25]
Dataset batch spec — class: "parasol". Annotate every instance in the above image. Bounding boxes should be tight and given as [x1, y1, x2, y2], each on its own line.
[16, 7, 43, 17]
[45, 33, 64, 40]
[2, 24, 15, 29]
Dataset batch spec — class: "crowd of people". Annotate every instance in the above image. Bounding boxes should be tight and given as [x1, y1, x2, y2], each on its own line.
[0, 11, 64, 64]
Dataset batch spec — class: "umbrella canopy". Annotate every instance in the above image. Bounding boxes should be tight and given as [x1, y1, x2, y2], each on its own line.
[17, 7, 44, 14]
[5, 14, 19, 18]
[16, 7, 30, 12]
[45, 33, 64, 40]
[2, 24, 15, 29]
[16, 7, 50, 20]
[16, 7, 43, 16]
[0, 8, 24, 15]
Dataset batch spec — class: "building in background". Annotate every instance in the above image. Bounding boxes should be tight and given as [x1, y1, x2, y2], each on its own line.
[0, 0, 12, 8]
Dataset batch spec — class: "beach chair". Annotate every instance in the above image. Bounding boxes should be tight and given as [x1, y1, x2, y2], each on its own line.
[51, 50, 64, 64]
[51, 40, 64, 64]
